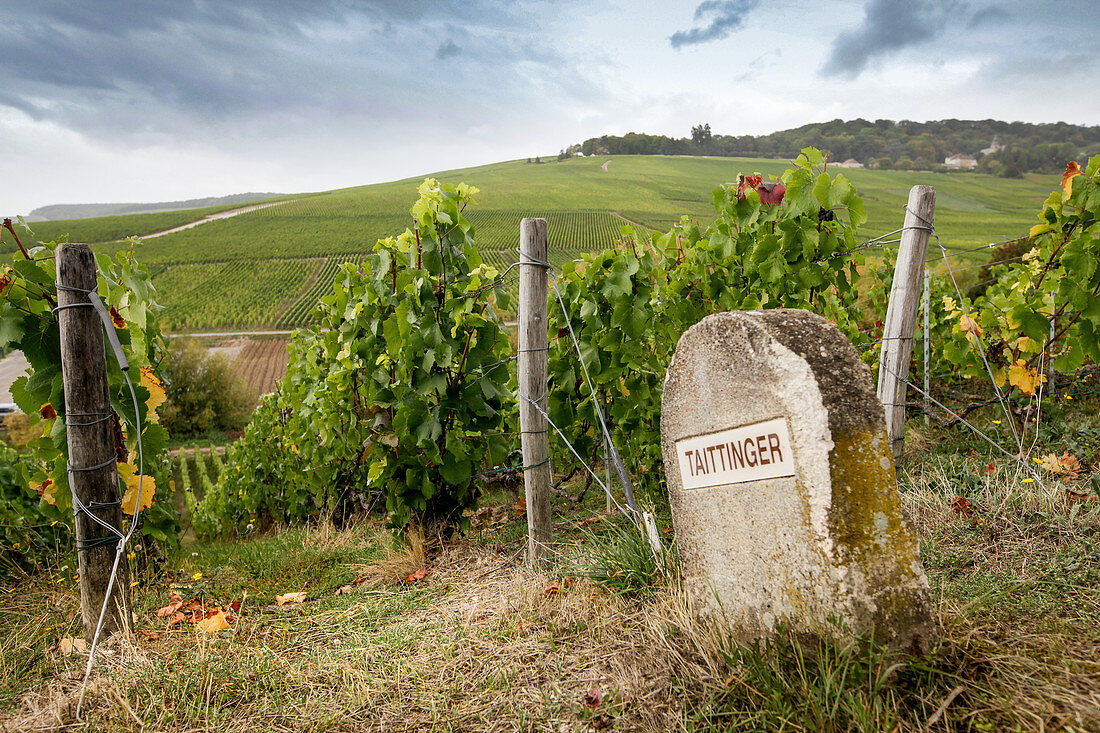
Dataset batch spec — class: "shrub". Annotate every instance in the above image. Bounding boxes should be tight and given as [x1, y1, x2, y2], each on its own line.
[160, 339, 251, 437]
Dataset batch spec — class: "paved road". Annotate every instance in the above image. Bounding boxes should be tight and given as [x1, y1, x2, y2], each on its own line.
[137, 201, 283, 239]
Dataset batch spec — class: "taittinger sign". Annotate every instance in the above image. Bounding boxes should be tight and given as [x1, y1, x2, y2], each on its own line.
[675, 417, 796, 490]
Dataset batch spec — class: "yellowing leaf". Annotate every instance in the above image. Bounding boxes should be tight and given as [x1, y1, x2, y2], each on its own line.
[140, 367, 166, 423]
[1029, 223, 1054, 238]
[117, 462, 155, 515]
[1038, 451, 1082, 479]
[992, 369, 1006, 388]
[1015, 336, 1038, 353]
[1007, 359, 1045, 396]
[195, 610, 230, 633]
[958, 313, 982, 336]
[941, 296, 958, 314]
[276, 591, 306, 606]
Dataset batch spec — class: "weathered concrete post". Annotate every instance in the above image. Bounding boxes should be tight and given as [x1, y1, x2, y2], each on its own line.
[661, 309, 932, 651]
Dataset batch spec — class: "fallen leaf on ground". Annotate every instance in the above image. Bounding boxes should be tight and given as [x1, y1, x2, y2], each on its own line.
[514, 498, 526, 516]
[155, 590, 184, 617]
[405, 569, 429, 584]
[276, 591, 307, 606]
[584, 687, 602, 707]
[195, 610, 230, 633]
[950, 496, 981, 525]
[982, 461, 996, 476]
[138, 630, 161, 641]
[166, 611, 187, 627]
[58, 637, 88, 655]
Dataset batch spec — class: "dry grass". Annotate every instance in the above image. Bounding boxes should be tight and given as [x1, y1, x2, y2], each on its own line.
[2, 457, 1099, 732]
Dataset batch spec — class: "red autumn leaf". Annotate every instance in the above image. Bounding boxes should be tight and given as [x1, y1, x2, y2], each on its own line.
[983, 461, 996, 476]
[544, 582, 562, 598]
[405, 568, 429, 584]
[109, 307, 126, 329]
[1062, 160, 1082, 191]
[584, 688, 602, 708]
[138, 630, 161, 641]
[229, 600, 242, 612]
[166, 611, 187, 627]
[514, 498, 527, 516]
[756, 181, 786, 205]
[38, 403, 57, 420]
[735, 174, 762, 201]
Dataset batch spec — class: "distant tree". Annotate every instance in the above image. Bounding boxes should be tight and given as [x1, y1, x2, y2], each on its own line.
[526, 157, 532, 164]
[691, 123, 712, 146]
[535, 155, 542, 164]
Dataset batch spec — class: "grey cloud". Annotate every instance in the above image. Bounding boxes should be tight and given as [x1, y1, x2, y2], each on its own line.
[967, 5, 1011, 28]
[436, 40, 461, 59]
[670, 0, 760, 49]
[822, 0, 960, 77]
[822, 0, 1100, 78]
[0, 0, 606, 143]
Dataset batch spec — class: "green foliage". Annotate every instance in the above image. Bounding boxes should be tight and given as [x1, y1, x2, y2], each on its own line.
[936, 156, 1100, 408]
[0, 442, 66, 577]
[548, 149, 867, 501]
[157, 258, 319, 331]
[0, 236, 178, 551]
[578, 118, 1100, 176]
[194, 180, 513, 533]
[160, 339, 251, 437]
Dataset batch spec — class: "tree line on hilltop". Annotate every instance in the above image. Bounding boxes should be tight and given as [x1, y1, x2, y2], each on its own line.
[561, 119, 1100, 178]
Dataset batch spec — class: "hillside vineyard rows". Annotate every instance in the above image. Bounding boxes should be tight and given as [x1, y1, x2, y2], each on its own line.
[10, 155, 1060, 332]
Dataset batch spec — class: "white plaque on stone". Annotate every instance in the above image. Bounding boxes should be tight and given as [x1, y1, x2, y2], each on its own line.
[675, 417, 796, 490]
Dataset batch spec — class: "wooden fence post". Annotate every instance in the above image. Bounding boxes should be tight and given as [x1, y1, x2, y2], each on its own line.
[923, 267, 931, 426]
[877, 185, 936, 464]
[518, 218, 552, 566]
[56, 243, 133, 640]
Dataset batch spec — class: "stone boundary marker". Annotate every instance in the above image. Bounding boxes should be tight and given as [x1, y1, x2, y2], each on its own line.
[661, 309, 932, 651]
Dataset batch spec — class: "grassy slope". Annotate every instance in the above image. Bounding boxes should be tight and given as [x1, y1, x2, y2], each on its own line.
[7, 156, 1059, 331]
[2, 420, 1098, 730]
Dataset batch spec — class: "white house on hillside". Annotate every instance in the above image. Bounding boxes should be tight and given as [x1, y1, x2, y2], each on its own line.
[944, 153, 978, 169]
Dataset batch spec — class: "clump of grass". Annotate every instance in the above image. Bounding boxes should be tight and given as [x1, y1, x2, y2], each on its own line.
[353, 524, 430, 586]
[705, 624, 930, 732]
[576, 514, 671, 595]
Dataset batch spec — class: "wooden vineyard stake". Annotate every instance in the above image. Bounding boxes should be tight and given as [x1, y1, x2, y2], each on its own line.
[56, 243, 133, 640]
[877, 185, 936, 463]
[518, 218, 552, 566]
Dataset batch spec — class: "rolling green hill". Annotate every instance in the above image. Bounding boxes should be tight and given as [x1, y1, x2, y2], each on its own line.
[5, 155, 1059, 332]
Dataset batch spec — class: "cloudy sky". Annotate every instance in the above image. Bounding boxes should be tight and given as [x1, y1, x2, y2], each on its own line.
[2, 0, 1097, 215]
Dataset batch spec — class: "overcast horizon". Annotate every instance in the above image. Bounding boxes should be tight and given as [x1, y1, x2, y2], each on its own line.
[2, 0, 1097, 215]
